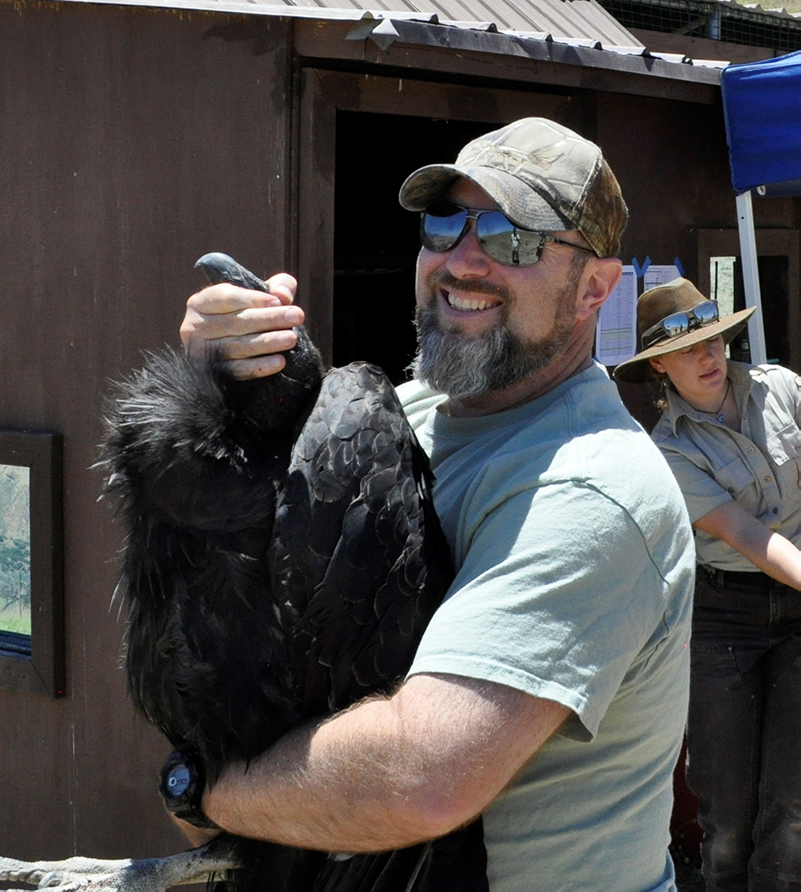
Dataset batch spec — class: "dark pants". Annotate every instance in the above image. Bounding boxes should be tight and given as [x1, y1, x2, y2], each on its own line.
[688, 568, 801, 891]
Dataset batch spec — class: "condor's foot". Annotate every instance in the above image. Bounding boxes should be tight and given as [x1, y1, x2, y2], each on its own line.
[0, 838, 240, 892]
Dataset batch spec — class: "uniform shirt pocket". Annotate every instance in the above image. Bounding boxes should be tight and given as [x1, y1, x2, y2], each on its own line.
[712, 453, 757, 498]
[766, 423, 801, 467]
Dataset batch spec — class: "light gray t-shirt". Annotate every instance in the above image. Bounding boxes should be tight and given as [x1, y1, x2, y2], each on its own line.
[652, 361, 801, 570]
[399, 363, 694, 892]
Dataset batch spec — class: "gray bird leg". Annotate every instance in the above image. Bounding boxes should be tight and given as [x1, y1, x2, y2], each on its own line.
[0, 840, 240, 892]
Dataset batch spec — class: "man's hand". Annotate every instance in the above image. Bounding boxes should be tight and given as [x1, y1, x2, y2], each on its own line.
[179, 273, 303, 380]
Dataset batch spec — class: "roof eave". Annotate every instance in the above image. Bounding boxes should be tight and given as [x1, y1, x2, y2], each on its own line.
[34, 0, 724, 97]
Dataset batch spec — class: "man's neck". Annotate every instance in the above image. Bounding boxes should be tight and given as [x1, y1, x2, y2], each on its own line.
[444, 333, 596, 418]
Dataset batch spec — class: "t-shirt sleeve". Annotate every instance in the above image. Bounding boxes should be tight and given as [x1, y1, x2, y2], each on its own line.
[768, 365, 801, 429]
[408, 480, 671, 741]
[793, 374, 801, 429]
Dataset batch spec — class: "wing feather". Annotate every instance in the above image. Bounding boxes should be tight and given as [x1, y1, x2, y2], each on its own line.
[269, 362, 452, 716]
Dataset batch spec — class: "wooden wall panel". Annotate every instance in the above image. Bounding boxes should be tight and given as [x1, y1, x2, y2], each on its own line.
[0, 0, 291, 859]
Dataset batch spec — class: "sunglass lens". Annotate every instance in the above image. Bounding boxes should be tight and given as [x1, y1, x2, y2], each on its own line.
[421, 203, 468, 252]
[476, 212, 544, 266]
[694, 300, 720, 325]
[641, 300, 722, 350]
[661, 313, 691, 339]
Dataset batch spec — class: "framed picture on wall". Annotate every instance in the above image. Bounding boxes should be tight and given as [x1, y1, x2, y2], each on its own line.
[0, 430, 64, 697]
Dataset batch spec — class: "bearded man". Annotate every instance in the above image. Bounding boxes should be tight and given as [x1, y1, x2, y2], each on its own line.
[175, 117, 695, 891]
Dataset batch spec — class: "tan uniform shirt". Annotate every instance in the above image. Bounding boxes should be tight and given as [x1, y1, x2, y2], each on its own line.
[652, 360, 801, 571]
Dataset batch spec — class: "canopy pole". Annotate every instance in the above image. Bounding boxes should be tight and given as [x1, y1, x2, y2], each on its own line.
[735, 190, 768, 364]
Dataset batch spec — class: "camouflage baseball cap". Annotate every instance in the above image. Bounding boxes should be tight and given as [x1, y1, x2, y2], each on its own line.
[399, 118, 628, 258]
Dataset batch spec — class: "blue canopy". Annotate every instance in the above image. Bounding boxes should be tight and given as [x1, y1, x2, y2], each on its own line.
[721, 50, 801, 195]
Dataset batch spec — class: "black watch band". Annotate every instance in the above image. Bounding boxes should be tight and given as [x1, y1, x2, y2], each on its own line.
[159, 747, 219, 830]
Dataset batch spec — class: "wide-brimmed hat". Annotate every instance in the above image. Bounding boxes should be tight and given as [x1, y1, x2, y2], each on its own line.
[398, 117, 628, 258]
[612, 277, 755, 383]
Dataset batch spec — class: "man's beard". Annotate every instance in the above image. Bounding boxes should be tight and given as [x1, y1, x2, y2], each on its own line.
[410, 270, 579, 401]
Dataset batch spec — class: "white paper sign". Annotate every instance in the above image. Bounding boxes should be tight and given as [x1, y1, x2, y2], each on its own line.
[596, 266, 637, 366]
[643, 265, 682, 292]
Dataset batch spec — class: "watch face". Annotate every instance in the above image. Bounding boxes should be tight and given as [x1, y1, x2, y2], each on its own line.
[160, 748, 217, 830]
[165, 763, 192, 800]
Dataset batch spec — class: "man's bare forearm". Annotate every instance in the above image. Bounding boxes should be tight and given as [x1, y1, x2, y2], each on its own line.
[205, 697, 442, 851]
[202, 673, 568, 853]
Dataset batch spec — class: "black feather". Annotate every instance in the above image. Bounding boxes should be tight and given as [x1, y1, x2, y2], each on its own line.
[100, 254, 487, 892]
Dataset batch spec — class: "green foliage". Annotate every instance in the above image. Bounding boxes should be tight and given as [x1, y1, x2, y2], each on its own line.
[0, 465, 31, 634]
[0, 610, 31, 636]
[0, 465, 31, 633]
[0, 535, 29, 570]
[0, 534, 30, 626]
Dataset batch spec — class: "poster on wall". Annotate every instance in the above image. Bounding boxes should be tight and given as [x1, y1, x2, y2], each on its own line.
[596, 265, 638, 367]
[643, 264, 682, 292]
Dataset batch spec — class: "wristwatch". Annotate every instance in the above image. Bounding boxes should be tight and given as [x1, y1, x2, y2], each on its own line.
[159, 747, 219, 829]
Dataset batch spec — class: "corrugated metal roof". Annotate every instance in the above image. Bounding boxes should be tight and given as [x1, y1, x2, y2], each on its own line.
[282, 0, 642, 45]
[738, 0, 801, 20]
[685, 0, 801, 24]
[56, 0, 730, 75]
[61, 0, 643, 47]
[602, 0, 801, 42]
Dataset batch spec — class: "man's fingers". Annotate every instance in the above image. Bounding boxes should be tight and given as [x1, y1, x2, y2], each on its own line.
[185, 283, 283, 315]
[179, 277, 303, 377]
[265, 273, 298, 305]
[181, 304, 305, 355]
[185, 275, 297, 314]
[223, 353, 290, 380]
[182, 305, 304, 340]
[215, 329, 300, 362]
[190, 351, 290, 381]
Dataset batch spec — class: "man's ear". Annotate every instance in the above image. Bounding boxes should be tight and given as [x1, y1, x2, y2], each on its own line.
[575, 258, 622, 322]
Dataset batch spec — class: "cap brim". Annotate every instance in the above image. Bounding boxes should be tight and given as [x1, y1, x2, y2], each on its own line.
[612, 306, 756, 384]
[399, 163, 572, 232]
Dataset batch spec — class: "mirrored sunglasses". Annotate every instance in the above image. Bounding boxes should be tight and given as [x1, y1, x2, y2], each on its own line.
[420, 202, 596, 267]
[641, 300, 720, 350]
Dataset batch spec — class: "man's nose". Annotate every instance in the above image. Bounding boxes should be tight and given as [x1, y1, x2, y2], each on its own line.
[444, 220, 490, 276]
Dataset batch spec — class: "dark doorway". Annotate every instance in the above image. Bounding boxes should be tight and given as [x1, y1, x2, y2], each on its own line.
[698, 228, 800, 371]
[332, 112, 493, 384]
[729, 256, 790, 365]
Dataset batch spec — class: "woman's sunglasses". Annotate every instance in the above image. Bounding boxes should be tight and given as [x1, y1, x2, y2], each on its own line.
[641, 300, 720, 350]
[420, 202, 596, 267]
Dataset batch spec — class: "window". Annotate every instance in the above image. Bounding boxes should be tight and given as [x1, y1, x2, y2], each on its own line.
[0, 431, 64, 697]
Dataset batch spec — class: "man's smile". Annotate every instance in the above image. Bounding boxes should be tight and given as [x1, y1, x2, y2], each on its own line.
[444, 290, 503, 312]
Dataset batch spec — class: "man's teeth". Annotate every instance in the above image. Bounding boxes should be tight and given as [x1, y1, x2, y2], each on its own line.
[447, 293, 497, 311]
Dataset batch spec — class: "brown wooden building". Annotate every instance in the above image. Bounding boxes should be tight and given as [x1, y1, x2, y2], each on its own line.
[0, 0, 798, 863]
